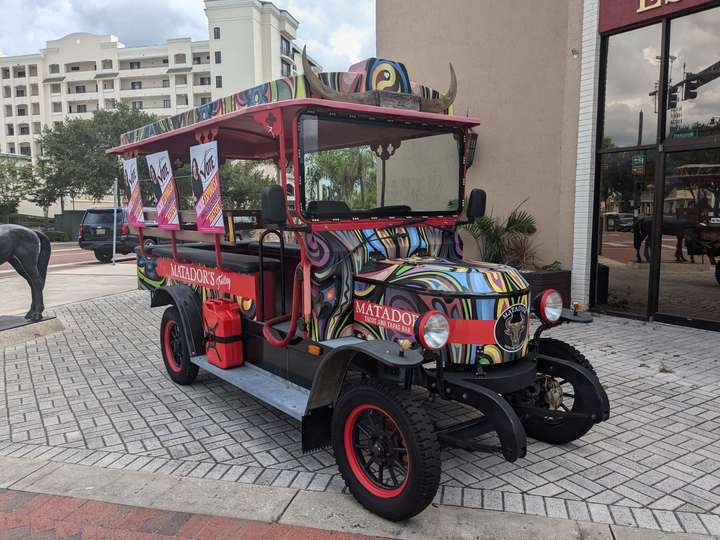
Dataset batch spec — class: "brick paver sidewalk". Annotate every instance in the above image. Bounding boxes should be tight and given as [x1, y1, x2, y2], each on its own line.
[2, 290, 720, 534]
[0, 488, 380, 539]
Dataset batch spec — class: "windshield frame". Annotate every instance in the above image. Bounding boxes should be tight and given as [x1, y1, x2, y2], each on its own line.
[297, 111, 465, 222]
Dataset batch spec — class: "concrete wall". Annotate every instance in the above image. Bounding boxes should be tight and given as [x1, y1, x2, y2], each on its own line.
[376, 0, 584, 269]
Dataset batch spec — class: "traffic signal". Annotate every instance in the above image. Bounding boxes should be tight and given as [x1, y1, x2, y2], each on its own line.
[684, 73, 700, 100]
[668, 87, 679, 109]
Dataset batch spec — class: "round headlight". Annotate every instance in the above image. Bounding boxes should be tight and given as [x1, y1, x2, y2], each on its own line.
[417, 311, 450, 350]
[536, 289, 563, 325]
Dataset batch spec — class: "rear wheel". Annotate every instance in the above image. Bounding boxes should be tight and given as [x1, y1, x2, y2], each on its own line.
[514, 338, 600, 445]
[715, 263, 719, 286]
[160, 306, 198, 385]
[332, 380, 440, 522]
[94, 249, 112, 263]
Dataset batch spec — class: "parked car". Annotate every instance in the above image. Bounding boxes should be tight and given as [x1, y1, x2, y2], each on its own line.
[615, 213, 635, 232]
[78, 208, 150, 263]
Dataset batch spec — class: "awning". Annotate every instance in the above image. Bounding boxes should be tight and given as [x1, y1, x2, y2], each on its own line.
[94, 72, 119, 79]
[42, 76, 65, 83]
[167, 67, 192, 74]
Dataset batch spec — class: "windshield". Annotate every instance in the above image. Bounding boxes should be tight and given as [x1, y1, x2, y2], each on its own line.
[299, 113, 462, 219]
[83, 210, 124, 225]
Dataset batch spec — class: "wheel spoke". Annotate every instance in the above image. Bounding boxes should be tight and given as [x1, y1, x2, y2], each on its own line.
[563, 393, 575, 399]
[560, 403, 570, 412]
[378, 463, 384, 484]
[388, 463, 399, 486]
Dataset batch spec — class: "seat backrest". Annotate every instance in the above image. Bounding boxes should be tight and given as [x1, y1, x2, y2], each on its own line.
[307, 200, 351, 219]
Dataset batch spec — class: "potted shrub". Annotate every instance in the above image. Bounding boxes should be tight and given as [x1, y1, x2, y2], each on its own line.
[464, 201, 572, 306]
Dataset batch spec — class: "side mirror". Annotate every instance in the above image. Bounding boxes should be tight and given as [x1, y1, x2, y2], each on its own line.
[466, 188, 487, 221]
[261, 185, 286, 226]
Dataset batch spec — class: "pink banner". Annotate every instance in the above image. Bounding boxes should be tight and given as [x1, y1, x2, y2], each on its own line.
[146, 151, 180, 231]
[122, 157, 144, 228]
[190, 141, 225, 234]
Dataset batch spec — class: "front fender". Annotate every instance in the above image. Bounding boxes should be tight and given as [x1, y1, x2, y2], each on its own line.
[306, 340, 423, 411]
[151, 285, 204, 356]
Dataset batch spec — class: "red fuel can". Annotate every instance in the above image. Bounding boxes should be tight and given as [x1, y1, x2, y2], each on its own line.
[202, 299, 244, 369]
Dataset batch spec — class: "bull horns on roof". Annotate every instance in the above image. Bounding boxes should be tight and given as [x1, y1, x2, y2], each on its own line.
[301, 46, 457, 113]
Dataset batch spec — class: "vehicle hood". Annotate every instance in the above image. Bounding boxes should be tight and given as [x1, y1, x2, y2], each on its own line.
[354, 256, 530, 297]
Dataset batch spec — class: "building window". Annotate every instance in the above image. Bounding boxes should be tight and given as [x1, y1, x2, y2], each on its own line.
[213, 27, 221, 39]
[49, 64, 60, 74]
[281, 36, 291, 57]
[130, 61, 141, 70]
[19, 125, 30, 135]
[32, 122, 41, 134]
[131, 81, 142, 90]
[175, 74, 187, 86]
[16, 87, 25, 97]
[101, 59, 113, 70]
[20, 146, 31, 156]
[8, 144, 15, 154]
[174, 53, 186, 65]
[28, 65, 37, 77]
[50, 83, 61, 94]
[70, 66, 80, 72]
[77, 104, 87, 113]
[215, 51, 222, 64]
[105, 98, 116, 109]
[281, 60, 291, 77]
[131, 101, 143, 110]
[52, 102, 62, 113]
[177, 94, 188, 106]
[30, 84, 38, 96]
[103, 80, 114, 90]
[200, 97, 210, 105]
[199, 77, 210, 86]
[17, 106, 27, 116]
[31, 103, 40, 115]
[1, 68, 9, 80]
[163, 98, 171, 108]
[6, 125, 14, 136]
[162, 58, 169, 65]
[162, 79, 170, 88]
[75, 85, 86, 94]
[193, 56, 201, 65]
[16, 69, 26, 78]
[215, 76, 222, 89]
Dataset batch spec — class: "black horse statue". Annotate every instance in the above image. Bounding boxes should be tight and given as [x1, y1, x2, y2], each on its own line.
[633, 216, 692, 263]
[0, 224, 51, 321]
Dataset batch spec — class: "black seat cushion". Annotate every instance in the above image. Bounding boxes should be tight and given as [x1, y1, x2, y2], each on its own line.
[148, 245, 279, 273]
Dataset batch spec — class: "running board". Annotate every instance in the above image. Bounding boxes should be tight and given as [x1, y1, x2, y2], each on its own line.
[191, 356, 309, 421]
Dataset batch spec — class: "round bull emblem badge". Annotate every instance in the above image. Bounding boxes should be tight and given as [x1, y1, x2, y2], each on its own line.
[494, 303, 529, 353]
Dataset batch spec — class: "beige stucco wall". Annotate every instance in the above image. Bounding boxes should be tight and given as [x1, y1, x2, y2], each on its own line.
[377, 0, 584, 269]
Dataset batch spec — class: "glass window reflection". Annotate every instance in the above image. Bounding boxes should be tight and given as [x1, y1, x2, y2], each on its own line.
[602, 24, 662, 149]
[667, 7, 720, 140]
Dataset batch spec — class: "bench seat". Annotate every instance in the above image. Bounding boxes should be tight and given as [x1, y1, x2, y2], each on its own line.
[146, 245, 280, 273]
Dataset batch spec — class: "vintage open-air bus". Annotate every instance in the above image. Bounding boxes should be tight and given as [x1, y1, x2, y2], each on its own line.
[107, 51, 609, 520]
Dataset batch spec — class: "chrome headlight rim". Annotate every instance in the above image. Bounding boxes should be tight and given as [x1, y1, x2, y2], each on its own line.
[416, 310, 450, 350]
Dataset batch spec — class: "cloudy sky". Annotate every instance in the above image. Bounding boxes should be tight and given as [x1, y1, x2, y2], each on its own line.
[0, 0, 376, 72]
[603, 8, 720, 147]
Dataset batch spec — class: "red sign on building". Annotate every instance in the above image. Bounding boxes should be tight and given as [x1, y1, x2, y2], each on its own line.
[599, 0, 716, 33]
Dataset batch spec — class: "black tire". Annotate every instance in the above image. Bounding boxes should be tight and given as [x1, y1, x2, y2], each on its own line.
[715, 263, 720, 286]
[522, 338, 598, 445]
[94, 249, 112, 263]
[160, 306, 199, 385]
[332, 379, 440, 522]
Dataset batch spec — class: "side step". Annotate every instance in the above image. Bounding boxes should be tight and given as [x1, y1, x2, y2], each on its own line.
[190, 356, 310, 421]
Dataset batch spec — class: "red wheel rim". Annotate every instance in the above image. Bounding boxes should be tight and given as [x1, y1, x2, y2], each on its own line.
[163, 320, 183, 374]
[343, 403, 410, 499]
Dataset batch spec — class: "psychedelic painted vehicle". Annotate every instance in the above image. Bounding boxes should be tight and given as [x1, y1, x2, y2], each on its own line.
[107, 50, 609, 521]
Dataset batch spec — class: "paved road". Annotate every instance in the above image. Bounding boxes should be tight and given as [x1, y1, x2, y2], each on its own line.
[3, 290, 720, 536]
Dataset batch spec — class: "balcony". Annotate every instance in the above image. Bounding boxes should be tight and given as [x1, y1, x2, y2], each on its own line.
[118, 66, 168, 78]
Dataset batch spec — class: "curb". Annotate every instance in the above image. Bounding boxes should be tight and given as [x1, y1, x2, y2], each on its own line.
[0, 456, 714, 540]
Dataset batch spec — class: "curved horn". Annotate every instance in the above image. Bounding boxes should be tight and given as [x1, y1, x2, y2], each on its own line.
[419, 63, 457, 113]
[302, 46, 376, 105]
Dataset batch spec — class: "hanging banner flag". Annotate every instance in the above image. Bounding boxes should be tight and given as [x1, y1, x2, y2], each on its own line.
[189, 141, 225, 234]
[122, 157, 144, 228]
[146, 151, 180, 230]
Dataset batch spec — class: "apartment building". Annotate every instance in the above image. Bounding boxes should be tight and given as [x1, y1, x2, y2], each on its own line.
[0, 0, 319, 214]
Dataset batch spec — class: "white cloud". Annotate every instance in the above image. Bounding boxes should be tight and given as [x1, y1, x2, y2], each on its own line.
[0, 0, 375, 72]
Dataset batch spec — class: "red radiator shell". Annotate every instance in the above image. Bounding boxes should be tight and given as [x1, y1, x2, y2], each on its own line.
[202, 299, 244, 369]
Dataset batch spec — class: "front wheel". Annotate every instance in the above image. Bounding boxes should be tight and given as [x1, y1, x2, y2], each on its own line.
[513, 338, 603, 445]
[160, 306, 198, 385]
[332, 380, 440, 522]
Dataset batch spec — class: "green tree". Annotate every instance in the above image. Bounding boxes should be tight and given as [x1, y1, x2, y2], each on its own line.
[37, 104, 155, 209]
[219, 160, 277, 209]
[304, 146, 377, 209]
[0, 160, 31, 218]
